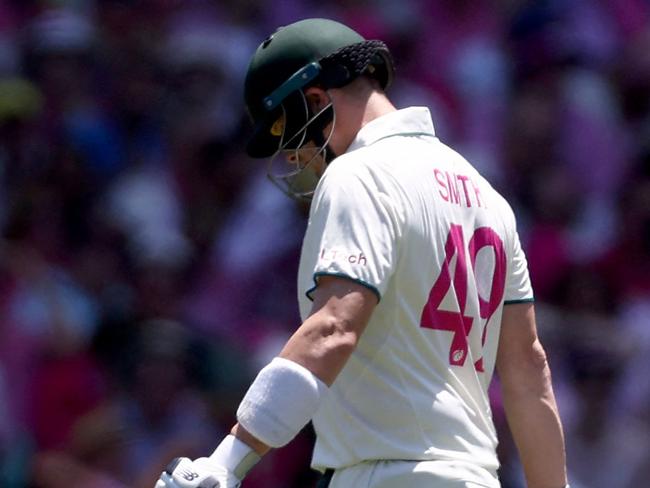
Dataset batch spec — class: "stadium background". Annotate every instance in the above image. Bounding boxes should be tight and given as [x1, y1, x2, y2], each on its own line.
[0, 0, 649, 487]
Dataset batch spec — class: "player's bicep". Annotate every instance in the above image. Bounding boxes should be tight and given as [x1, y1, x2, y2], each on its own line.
[496, 303, 549, 390]
[309, 274, 378, 329]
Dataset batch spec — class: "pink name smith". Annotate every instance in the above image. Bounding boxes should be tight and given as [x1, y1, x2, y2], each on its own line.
[434, 169, 485, 209]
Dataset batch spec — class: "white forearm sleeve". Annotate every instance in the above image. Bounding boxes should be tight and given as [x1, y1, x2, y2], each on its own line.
[236, 357, 329, 448]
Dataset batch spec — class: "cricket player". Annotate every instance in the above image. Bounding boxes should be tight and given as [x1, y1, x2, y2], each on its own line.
[156, 18, 568, 488]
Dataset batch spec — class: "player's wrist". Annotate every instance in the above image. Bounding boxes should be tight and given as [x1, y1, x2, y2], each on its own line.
[207, 434, 261, 481]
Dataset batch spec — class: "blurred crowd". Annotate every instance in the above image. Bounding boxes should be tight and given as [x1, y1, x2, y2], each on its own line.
[0, 0, 648, 487]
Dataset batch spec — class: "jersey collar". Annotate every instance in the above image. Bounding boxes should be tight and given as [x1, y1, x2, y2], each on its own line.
[346, 106, 436, 153]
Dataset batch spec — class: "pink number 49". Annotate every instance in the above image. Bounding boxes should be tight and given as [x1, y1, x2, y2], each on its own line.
[420, 224, 506, 372]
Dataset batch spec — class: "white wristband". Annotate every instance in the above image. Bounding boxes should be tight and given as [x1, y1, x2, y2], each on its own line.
[208, 434, 261, 480]
[236, 357, 329, 448]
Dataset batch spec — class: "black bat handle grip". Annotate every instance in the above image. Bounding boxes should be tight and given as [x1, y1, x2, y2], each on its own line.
[165, 457, 183, 475]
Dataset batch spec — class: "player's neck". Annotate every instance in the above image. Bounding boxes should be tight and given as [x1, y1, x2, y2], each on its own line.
[359, 91, 397, 129]
[328, 86, 396, 156]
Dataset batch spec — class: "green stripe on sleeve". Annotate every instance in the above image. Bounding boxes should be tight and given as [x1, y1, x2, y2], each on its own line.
[306, 272, 382, 303]
[504, 297, 535, 305]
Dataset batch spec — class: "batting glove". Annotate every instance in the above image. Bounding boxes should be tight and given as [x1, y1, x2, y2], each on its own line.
[154, 435, 261, 488]
[155, 457, 239, 488]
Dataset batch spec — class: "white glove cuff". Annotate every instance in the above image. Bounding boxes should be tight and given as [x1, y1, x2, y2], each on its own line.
[236, 357, 329, 448]
[208, 435, 261, 481]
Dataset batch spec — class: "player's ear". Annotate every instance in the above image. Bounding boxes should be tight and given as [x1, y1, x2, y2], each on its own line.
[304, 87, 328, 113]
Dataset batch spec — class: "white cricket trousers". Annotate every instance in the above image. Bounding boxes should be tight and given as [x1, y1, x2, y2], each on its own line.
[324, 459, 500, 488]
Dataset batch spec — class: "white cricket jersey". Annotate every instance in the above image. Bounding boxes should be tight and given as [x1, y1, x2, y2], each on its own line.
[297, 107, 533, 472]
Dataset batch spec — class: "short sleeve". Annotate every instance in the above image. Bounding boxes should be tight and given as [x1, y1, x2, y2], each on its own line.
[302, 161, 401, 301]
[504, 229, 534, 304]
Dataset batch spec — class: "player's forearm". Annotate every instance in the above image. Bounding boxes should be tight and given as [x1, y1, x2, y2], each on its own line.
[210, 278, 375, 482]
[231, 423, 272, 456]
[501, 359, 567, 488]
[278, 312, 357, 386]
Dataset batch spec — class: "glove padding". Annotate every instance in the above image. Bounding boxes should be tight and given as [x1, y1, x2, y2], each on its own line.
[155, 456, 241, 488]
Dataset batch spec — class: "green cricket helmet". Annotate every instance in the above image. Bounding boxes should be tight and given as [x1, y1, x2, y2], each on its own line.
[244, 18, 394, 161]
